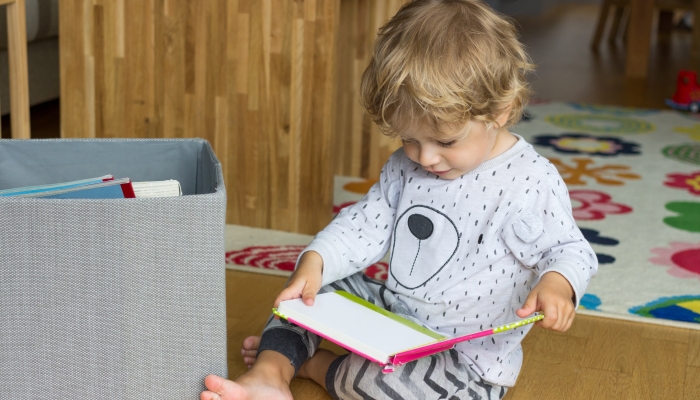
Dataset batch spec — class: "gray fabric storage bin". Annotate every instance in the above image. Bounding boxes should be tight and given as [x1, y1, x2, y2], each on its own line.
[0, 139, 228, 399]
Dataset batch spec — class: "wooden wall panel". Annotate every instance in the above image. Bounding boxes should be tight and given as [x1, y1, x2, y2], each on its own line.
[59, 0, 88, 139]
[332, 0, 406, 179]
[60, 0, 339, 235]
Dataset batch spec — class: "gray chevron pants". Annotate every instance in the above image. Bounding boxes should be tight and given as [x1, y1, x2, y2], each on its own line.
[257, 273, 507, 400]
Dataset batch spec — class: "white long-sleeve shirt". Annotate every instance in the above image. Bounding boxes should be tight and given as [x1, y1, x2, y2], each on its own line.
[304, 134, 598, 386]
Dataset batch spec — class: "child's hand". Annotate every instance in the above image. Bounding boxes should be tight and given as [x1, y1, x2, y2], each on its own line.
[516, 272, 575, 332]
[274, 251, 324, 308]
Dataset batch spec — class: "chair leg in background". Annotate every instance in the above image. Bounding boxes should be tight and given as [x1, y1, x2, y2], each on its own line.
[3, 0, 31, 139]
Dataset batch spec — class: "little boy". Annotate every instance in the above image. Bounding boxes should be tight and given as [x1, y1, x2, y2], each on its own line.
[202, 1, 597, 399]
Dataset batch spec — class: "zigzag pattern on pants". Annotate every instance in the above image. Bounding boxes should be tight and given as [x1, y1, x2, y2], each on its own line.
[329, 349, 505, 400]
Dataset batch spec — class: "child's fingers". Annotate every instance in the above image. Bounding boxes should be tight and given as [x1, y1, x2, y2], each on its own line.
[538, 297, 567, 330]
[516, 293, 538, 318]
[301, 291, 316, 305]
[273, 278, 321, 307]
[538, 306, 560, 329]
[548, 314, 572, 332]
[274, 277, 312, 305]
[560, 305, 576, 332]
[273, 286, 301, 307]
[540, 301, 575, 331]
[301, 281, 322, 306]
[562, 314, 574, 332]
[273, 253, 324, 307]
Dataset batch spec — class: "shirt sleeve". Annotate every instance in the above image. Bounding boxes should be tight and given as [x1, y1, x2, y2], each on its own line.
[300, 150, 405, 286]
[501, 176, 598, 307]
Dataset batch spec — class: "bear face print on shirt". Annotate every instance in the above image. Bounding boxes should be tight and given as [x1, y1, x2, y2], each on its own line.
[390, 205, 461, 290]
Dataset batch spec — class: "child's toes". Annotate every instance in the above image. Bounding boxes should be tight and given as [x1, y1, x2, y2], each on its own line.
[241, 348, 258, 359]
[240, 336, 261, 364]
[242, 336, 261, 351]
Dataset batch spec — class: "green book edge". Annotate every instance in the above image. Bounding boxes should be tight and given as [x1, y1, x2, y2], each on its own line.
[334, 290, 446, 340]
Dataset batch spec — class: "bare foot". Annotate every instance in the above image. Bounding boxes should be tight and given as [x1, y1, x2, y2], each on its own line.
[241, 336, 261, 368]
[240, 335, 339, 386]
[233, 335, 340, 393]
[201, 351, 295, 400]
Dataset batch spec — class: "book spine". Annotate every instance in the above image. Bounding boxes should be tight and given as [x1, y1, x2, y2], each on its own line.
[120, 182, 136, 198]
[389, 342, 455, 367]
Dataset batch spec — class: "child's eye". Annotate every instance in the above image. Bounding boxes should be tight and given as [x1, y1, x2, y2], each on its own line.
[437, 140, 456, 148]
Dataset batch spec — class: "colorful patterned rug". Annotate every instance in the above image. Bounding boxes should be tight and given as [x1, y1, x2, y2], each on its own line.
[226, 101, 700, 329]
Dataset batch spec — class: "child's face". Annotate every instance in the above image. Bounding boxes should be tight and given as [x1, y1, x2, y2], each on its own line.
[400, 118, 513, 180]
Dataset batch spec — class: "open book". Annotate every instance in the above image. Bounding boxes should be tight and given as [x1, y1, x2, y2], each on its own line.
[0, 175, 182, 199]
[273, 290, 543, 373]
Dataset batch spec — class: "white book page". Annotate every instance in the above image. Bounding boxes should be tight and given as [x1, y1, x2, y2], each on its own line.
[132, 180, 182, 198]
[278, 292, 439, 360]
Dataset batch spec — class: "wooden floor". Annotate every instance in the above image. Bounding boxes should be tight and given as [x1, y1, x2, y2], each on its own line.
[516, 3, 698, 109]
[11, 2, 700, 399]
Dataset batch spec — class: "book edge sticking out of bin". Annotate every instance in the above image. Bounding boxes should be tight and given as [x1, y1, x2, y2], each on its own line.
[0, 175, 182, 199]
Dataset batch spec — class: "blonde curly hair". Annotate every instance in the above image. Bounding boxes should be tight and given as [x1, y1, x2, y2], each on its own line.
[361, 0, 534, 136]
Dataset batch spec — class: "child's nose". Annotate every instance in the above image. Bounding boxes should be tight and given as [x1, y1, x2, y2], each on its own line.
[418, 145, 440, 167]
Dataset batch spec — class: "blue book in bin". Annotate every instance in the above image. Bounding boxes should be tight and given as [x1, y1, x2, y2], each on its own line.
[0, 175, 182, 199]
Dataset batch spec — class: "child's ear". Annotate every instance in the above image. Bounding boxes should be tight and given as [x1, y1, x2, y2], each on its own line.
[495, 103, 513, 128]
